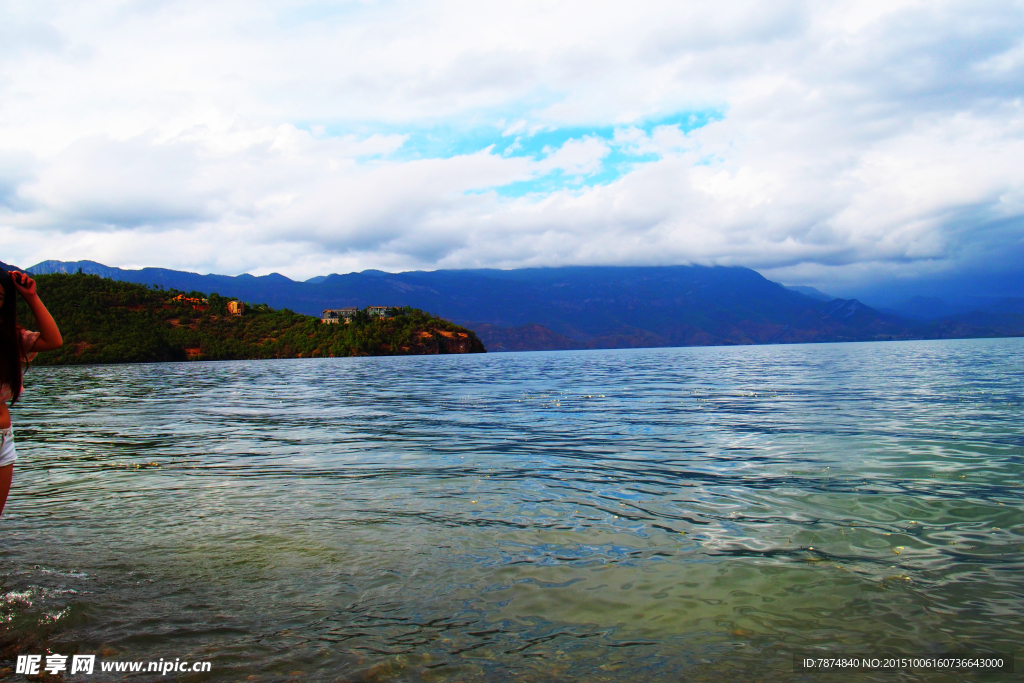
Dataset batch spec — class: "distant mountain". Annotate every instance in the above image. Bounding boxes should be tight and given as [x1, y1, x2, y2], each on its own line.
[871, 295, 1024, 336]
[471, 323, 579, 352]
[30, 259, 123, 278]
[925, 298, 1024, 338]
[28, 259, 298, 295]
[988, 297, 1024, 315]
[784, 285, 834, 301]
[0, 260, 25, 273]
[26, 260, 1024, 350]
[881, 295, 973, 320]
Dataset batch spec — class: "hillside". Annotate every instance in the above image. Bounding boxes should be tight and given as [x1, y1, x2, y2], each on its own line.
[24, 261, 912, 347]
[23, 261, 1024, 350]
[15, 273, 485, 365]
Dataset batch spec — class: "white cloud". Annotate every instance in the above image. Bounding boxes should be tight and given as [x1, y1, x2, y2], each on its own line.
[0, 0, 1023, 294]
[537, 137, 609, 175]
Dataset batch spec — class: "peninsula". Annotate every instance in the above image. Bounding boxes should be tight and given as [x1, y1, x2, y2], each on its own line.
[19, 273, 485, 365]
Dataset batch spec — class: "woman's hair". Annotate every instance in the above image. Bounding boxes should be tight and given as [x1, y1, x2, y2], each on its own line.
[0, 269, 23, 403]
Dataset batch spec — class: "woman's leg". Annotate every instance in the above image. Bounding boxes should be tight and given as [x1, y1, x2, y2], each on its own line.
[0, 464, 13, 517]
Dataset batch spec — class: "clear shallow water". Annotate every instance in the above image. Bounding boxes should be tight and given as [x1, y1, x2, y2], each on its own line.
[1, 338, 1022, 681]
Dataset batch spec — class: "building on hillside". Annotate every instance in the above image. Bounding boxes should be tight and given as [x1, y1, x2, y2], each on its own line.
[227, 300, 244, 316]
[171, 294, 210, 311]
[322, 307, 358, 324]
[367, 306, 391, 318]
[171, 294, 208, 304]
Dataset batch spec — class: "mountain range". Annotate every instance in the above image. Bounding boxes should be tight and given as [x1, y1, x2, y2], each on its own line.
[8, 259, 1024, 351]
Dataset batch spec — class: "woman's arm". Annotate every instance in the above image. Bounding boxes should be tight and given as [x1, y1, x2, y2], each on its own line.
[11, 272, 63, 352]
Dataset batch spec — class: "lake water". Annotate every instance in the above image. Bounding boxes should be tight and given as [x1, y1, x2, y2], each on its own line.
[2, 338, 1022, 681]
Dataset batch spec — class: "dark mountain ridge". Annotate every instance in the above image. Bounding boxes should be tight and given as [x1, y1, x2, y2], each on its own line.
[22, 259, 1024, 351]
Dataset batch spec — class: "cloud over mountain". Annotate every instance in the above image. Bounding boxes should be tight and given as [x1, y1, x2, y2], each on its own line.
[1, 0, 1023, 296]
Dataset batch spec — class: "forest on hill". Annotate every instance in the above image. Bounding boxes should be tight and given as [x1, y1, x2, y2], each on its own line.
[17, 273, 485, 365]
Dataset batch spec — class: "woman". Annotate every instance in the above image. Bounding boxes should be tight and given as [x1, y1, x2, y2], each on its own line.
[0, 269, 62, 516]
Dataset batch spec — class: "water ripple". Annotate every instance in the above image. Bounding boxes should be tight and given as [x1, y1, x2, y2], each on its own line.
[1, 338, 1022, 681]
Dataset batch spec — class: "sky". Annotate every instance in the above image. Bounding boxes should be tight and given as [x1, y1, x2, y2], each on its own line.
[1, 0, 1023, 299]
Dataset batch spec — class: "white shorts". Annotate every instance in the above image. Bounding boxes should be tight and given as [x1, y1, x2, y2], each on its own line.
[0, 427, 16, 468]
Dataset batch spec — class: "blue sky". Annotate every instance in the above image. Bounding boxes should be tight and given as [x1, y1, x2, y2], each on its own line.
[297, 110, 723, 196]
[1, 0, 1023, 298]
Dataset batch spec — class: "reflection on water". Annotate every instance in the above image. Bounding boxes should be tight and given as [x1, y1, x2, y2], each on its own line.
[1, 338, 1022, 681]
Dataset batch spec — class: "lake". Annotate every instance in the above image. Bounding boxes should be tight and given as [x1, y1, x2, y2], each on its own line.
[2, 338, 1022, 681]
